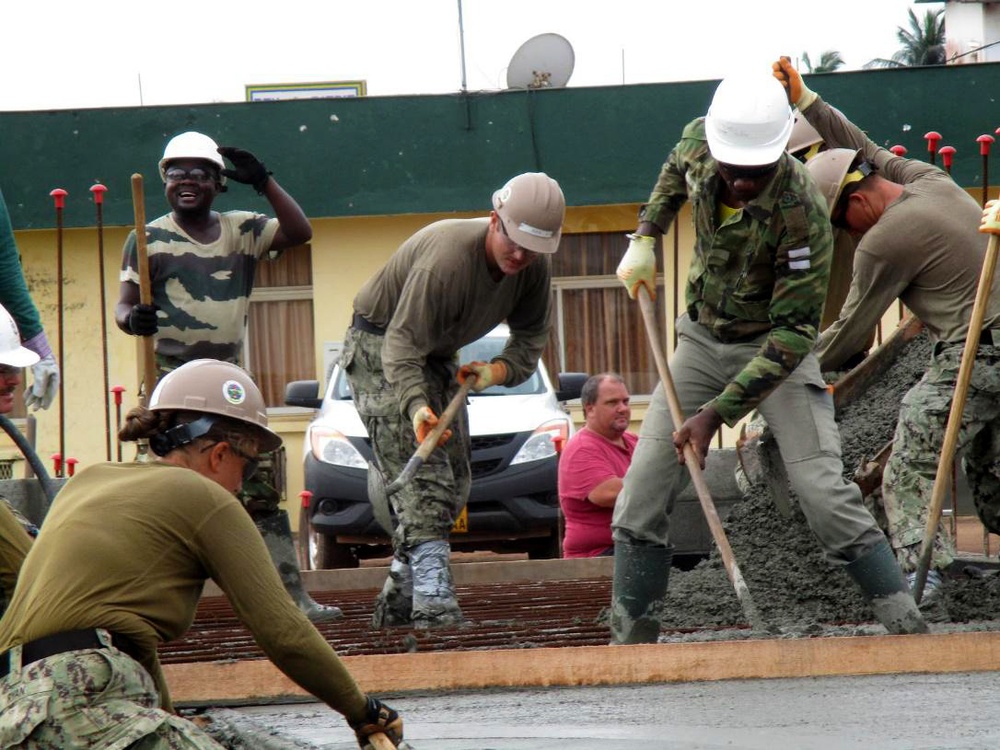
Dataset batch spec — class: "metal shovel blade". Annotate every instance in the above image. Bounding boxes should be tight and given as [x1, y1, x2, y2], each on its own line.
[367, 461, 395, 535]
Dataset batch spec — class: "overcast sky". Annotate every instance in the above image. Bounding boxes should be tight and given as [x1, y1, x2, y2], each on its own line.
[2, 1, 940, 112]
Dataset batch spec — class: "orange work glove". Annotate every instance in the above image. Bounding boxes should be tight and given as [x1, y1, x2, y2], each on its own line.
[411, 405, 452, 447]
[457, 361, 507, 392]
[771, 56, 817, 110]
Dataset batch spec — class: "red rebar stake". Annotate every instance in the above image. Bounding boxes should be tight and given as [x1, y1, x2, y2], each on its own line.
[49, 188, 68, 475]
[924, 131, 941, 165]
[890, 144, 908, 158]
[50, 452, 62, 477]
[65, 457, 79, 477]
[938, 145, 956, 175]
[978, 134, 995, 207]
[90, 183, 112, 461]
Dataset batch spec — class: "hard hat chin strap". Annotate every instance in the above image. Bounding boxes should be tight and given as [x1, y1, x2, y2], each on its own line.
[150, 415, 217, 457]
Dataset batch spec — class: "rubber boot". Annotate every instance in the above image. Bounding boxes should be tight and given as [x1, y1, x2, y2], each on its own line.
[371, 555, 413, 628]
[255, 510, 343, 623]
[844, 539, 928, 634]
[410, 540, 464, 629]
[609, 540, 673, 645]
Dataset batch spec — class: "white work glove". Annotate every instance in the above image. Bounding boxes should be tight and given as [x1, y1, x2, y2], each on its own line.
[616, 233, 657, 300]
[26, 353, 59, 411]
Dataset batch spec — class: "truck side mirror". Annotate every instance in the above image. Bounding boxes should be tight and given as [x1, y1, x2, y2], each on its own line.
[284, 380, 323, 409]
[555, 372, 588, 402]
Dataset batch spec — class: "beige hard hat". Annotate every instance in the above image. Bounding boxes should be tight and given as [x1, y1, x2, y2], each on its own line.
[158, 131, 227, 185]
[148, 359, 281, 453]
[492, 172, 566, 254]
[0, 304, 39, 368]
[787, 111, 824, 160]
[804, 147, 870, 215]
[705, 74, 794, 166]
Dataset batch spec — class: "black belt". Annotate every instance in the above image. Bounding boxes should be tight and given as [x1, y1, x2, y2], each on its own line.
[352, 312, 387, 336]
[0, 628, 140, 679]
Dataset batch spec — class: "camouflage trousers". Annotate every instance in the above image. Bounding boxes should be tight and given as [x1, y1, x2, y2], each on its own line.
[882, 343, 1000, 572]
[0, 636, 222, 748]
[341, 326, 471, 551]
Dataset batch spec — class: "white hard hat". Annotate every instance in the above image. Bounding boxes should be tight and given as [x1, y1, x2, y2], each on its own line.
[705, 75, 794, 166]
[158, 131, 227, 185]
[0, 304, 39, 368]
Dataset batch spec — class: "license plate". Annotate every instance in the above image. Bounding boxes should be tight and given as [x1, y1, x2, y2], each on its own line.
[451, 506, 468, 533]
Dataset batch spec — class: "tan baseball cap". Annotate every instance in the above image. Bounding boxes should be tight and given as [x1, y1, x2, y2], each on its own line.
[492, 172, 565, 254]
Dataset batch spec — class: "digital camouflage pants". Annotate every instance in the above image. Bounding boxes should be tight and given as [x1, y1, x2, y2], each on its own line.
[0, 637, 223, 749]
[341, 326, 471, 553]
[882, 343, 1000, 572]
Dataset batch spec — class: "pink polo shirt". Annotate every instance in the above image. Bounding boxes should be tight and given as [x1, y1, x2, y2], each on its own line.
[558, 428, 638, 558]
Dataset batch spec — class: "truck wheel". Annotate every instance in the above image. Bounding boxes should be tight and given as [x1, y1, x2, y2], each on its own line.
[308, 526, 359, 569]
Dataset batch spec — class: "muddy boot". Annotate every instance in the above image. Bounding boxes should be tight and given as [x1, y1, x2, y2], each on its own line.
[845, 539, 928, 634]
[609, 540, 672, 645]
[410, 540, 463, 629]
[256, 510, 343, 624]
[371, 555, 413, 628]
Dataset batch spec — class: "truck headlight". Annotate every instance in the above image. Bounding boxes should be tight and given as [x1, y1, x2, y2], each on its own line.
[309, 426, 367, 469]
[511, 419, 571, 465]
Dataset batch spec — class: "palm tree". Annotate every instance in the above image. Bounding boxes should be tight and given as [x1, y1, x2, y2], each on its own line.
[865, 8, 946, 69]
[802, 50, 845, 74]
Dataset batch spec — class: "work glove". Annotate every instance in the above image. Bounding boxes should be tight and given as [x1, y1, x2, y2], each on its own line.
[25, 353, 59, 412]
[457, 360, 506, 392]
[980, 199, 1000, 235]
[771, 56, 817, 111]
[217, 146, 272, 194]
[127, 303, 159, 336]
[411, 405, 452, 447]
[616, 233, 657, 300]
[348, 695, 411, 750]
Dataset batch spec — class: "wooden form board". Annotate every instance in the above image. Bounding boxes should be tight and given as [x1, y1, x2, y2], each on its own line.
[166, 630, 1000, 706]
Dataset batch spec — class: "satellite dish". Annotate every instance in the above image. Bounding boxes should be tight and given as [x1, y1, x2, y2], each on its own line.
[506, 33, 575, 90]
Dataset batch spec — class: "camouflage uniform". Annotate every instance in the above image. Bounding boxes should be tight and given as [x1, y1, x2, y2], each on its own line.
[342, 326, 472, 548]
[0, 634, 223, 748]
[882, 342, 1000, 568]
[613, 117, 887, 564]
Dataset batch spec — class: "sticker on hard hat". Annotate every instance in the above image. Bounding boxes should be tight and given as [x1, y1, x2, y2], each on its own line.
[517, 222, 554, 238]
[222, 379, 247, 405]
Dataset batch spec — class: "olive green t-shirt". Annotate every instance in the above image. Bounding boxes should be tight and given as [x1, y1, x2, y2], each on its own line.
[0, 462, 366, 720]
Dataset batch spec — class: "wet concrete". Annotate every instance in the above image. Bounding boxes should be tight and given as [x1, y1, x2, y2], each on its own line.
[226, 671, 1000, 749]
[659, 332, 1000, 631]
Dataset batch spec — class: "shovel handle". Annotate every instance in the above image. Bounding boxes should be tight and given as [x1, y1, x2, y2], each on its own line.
[367, 732, 397, 750]
[387, 376, 476, 494]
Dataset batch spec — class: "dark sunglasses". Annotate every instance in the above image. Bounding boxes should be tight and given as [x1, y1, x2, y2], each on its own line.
[201, 441, 260, 483]
[717, 162, 778, 181]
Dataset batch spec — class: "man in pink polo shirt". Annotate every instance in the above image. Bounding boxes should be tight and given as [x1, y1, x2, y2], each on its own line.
[559, 373, 637, 558]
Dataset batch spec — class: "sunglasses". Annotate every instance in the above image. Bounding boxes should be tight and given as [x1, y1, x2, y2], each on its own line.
[717, 162, 779, 181]
[164, 167, 218, 184]
[496, 216, 532, 254]
[201, 441, 260, 483]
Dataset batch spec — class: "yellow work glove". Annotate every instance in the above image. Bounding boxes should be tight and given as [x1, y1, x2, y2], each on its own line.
[771, 56, 817, 111]
[411, 405, 451, 447]
[981, 199, 1000, 235]
[457, 361, 507, 392]
[616, 233, 657, 300]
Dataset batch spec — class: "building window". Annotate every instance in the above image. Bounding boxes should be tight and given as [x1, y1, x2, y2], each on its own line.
[247, 245, 315, 408]
[543, 232, 667, 396]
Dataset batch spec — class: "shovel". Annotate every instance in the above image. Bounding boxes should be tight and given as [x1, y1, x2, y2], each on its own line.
[636, 288, 766, 631]
[368, 377, 476, 535]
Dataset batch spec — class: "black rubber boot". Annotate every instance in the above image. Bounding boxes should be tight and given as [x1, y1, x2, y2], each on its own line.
[410, 540, 464, 629]
[609, 540, 673, 645]
[255, 510, 343, 623]
[844, 539, 928, 634]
